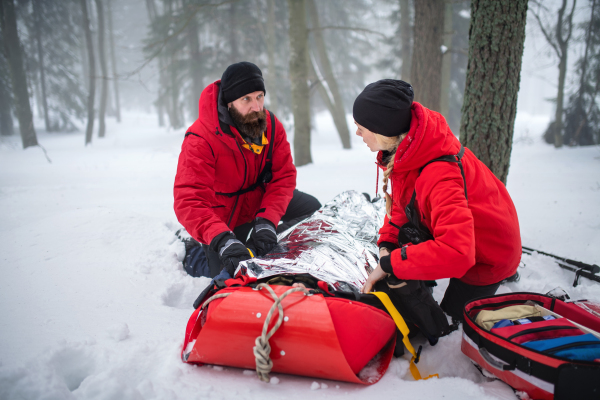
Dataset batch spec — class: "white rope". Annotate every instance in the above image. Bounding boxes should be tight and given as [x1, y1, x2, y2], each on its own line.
[252, 283, 310, 382]
[201, 292, 231, 309]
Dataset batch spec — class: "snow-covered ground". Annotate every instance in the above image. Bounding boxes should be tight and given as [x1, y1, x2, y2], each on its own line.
[0, 110, 599, 400]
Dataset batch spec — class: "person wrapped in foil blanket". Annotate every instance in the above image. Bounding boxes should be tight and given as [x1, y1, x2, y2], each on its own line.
[237, 190, 385, 292]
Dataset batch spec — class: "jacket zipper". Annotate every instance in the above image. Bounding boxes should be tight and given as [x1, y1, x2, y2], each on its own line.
[227, 138, 248, 226]
[507, 325, 578, 341]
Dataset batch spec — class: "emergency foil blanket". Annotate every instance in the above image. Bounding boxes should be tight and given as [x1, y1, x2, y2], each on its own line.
[238, 190, 385, 292]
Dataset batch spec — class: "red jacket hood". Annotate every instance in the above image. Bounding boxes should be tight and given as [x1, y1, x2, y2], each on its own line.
[187, 81, 220, 136]
[377, 102, 460, 171]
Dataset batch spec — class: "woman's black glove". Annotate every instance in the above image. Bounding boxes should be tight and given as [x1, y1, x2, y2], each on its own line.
[247, 218, 278, 256]
[210, 232, 252, 276]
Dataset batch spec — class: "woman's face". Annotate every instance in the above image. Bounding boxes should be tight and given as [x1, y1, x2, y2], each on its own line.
[354, 121, 384, 152]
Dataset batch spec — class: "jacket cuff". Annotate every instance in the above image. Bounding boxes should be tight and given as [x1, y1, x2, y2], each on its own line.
[379, 255, 393, 274]
[255, 217, 275, 229]
[209, 231, 235, 252]
[379, 241, 399, 252]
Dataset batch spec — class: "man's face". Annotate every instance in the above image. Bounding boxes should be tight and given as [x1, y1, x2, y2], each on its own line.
[228, 91, 265, 116]
[228, 91, 267, 138]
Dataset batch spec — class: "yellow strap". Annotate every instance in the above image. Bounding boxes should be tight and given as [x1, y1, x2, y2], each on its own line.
[247, 248, 255, 258]
[370, 291, 439, 381]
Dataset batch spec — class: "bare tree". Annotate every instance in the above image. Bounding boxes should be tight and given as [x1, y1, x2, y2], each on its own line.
[0, 19, 13, 136]
[80, 0, 96, 145]
[411, 0, 444, 111]
[107, 0, 121, 123]
[307, 0, 351, 149]
[266, 0, 278, 115]
[400, 0, 412, 81]
[32, 0, 50, 132]
[95, 0, 108, 138]
[531, 0, 577, 148]
[0, 0, 38, 148]
[460, 0, 528, 184]
[288, 0, 311, 166]
[440, 0, 453, 119]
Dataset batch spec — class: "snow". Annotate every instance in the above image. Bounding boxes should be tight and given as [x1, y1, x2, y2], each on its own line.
[0, 109, 599, 400]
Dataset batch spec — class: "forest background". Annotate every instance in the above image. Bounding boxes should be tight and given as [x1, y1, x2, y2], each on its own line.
[1, 0, 599, 175]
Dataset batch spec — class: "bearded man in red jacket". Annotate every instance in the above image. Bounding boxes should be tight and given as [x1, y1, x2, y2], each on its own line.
[174, 62, 321, 278]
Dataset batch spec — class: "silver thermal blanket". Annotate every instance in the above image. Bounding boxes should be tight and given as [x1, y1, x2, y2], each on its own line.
[237, 190, 385, 292]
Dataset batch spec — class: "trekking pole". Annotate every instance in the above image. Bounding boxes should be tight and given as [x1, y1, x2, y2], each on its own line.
[522, 246, 600, 287]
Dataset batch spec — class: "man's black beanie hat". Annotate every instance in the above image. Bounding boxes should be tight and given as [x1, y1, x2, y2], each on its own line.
[220, 61, 266, 104]
[353, 79, 414, 137]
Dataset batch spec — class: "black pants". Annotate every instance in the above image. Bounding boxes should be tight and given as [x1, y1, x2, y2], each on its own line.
[440, 278, 501, 322]
[201, 189, 321, 278]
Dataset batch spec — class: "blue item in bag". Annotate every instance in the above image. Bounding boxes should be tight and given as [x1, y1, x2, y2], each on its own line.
[492, 319, 514, 329]
[523, 333, 600, 362]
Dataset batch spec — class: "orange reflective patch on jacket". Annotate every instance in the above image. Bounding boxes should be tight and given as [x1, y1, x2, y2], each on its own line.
[242, 132, 269, 154]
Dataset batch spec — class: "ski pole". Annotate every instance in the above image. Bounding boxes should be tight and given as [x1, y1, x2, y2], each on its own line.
[522, 247, 600, 287]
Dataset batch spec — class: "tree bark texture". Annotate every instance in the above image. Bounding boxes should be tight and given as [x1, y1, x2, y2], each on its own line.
[288, 0, 312, 166]
[144, 0, 164, 127]
[459, 0, 528, 185]
[440, 1, 453, 119]
[553, 0, 576, 148]
[1, 0, 37, 148]
[411, 0, 444, 111]
[95, 0, 108, 138]
[186, 4, 202, 119]
[266, 0, 278, 115]
[306, 0, 350, 149]
[80, 0, 95, 145]
[107, 0, 120, 122]
[33, 0, 50, 131]
[400, 0, 412, 82]
[0, 18, 13, 136]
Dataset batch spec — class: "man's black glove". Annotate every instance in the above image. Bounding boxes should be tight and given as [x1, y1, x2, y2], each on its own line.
[210, 232, 252, 276]
[247, 218, 278, 256]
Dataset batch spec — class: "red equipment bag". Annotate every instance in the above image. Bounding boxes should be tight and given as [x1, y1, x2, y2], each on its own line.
[181, 283, 398, 384]
[462, 292, 600, 400]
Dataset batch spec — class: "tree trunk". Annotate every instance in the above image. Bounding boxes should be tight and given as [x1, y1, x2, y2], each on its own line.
[33, 0, 50, 131]
[186, 4, 202, 119]
[107, 0, 120, 122]
[411, 0, 444, 111]
[306, 0, 351, 149]
[144, 0, 164, 127]
[400, 0, 412, 81]
[459, 0, 528, 184]
[229, 3, 238, 64]
[80, 0, 95, 145]
[288, 0, 311, 166]
[440, 1, 453, 119]
[1, 0, 38, 148]
[0, 18, 13, 136]
[95, 0, 108, 138]
[266, 0, 278, 115]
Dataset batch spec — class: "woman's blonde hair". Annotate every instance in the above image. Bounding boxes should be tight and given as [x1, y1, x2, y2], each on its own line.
[376, 133, 407, 218]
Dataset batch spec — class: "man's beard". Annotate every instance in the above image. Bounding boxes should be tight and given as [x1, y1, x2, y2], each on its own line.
[229, 106, 267, 139]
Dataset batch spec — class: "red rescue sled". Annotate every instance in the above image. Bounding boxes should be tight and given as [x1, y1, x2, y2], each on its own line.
[181, 283, 397, 384]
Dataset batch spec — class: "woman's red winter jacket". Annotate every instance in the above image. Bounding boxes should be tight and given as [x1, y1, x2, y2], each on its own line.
[377, 102, 521, 286]
[173, 81, 296, 245]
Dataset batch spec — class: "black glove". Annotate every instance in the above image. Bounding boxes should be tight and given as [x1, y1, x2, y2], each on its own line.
[247, 218, 278, 256]
[210, 232, 252, 276]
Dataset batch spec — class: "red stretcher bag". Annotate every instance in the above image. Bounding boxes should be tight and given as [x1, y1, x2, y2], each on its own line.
[462, 292, 600, 400]
[181, 283, 397, 384]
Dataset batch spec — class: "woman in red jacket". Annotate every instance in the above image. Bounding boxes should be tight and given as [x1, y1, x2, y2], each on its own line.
[355, 79, 521, 321]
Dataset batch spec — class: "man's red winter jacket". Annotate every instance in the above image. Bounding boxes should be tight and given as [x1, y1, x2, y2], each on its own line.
[377, 102, 521, 286]
[173, 81, 296, 245]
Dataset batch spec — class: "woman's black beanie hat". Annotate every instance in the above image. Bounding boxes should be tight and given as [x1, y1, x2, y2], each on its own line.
[353, 79, 414, 137]
[221, 61, 266, 104]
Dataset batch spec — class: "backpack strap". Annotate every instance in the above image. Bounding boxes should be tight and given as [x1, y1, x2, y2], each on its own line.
[406, 145, 468, 212]
[216, 111, 276, 198]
